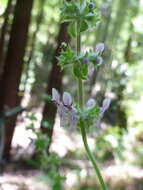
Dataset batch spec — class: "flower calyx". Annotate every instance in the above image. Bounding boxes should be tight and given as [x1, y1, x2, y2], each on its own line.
[80, 97, 111, 129]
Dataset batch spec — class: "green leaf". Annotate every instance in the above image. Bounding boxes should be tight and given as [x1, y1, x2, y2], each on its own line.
[80, 0, 86, 12]
[60, 1, 80, 23]
[82, 62, 88, 76]
[80, 106, 100, 129]
[85, 12, 100, 24]
[73, 62, 88, 80]
[35, 137, 49, 149]
[68, 22, 76, 37]
[80, 21, 88, 32]
[42, 94, 52, 102]
[87, 106, 100, 118]
[27, 113, 37, 121]
[57, 48, 75, 70]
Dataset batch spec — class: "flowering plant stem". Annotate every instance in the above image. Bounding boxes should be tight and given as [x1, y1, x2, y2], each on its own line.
[80, 120, 108, 190]
[76, 21, 108, 190]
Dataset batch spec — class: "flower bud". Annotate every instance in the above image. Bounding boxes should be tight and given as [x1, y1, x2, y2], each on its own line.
[88, 2, 94, 9]
[82, 57, 89, 64]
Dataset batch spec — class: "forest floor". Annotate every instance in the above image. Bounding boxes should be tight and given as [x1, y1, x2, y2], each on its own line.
[0, 164, 48, 190]
[1, 160, 143, 190]
[1, 114, 143, 190]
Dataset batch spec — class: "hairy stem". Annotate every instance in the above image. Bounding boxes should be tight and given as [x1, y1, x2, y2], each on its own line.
[80, 120, 108, 190]
[78, 79, 84, 108]
[76, 21, 84, 108]
[76, 15, 108, 190]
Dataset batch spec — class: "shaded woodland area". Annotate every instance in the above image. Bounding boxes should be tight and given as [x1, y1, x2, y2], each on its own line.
[0, 0, 143, 189]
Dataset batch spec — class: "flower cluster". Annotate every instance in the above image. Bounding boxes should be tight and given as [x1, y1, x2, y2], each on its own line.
[58, 42, 105, 80]
[52, 88, 79, 129]
[85, 42, 105, 76]
[83, 97, 111, 128]
[73, 42, 105, 79]
[52, 88, 110, 130]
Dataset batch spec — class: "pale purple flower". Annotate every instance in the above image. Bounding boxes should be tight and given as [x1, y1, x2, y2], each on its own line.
[100, 98, 111, 113]
[86, 98, 96, 107]
[87, 57, 103, 77]
[84, 97, 109, 129]
[95, 43, 105, 54]
[63, 92, 72, 106]
[95, 98, 111, 128]
[52, 88, 79, 129]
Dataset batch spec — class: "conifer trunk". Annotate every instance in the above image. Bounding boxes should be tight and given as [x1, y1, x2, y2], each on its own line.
[40, 22, 70, 151]
[0, 0, 33, 160]
[0, 0, 13, 75]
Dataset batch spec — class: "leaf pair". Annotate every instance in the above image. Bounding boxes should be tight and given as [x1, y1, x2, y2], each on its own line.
[57, 47, 75, 70]
[68, 21, 88, 37]
[61, 0, 100, 37]
[73, 61, 88, 80]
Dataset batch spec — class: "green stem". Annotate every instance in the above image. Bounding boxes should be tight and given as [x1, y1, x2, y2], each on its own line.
[80, 120, 108, 190]
[76, 16, 108, 190]
[76, 22, 81, 56]
[78, 79, 83, 108]
[76, 21, 84, 108]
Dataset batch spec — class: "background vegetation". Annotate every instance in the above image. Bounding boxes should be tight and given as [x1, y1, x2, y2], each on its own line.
[0, 0, 143, 189]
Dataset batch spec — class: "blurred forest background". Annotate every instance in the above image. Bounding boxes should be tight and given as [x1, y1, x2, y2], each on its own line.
[0, 0, 143, 189]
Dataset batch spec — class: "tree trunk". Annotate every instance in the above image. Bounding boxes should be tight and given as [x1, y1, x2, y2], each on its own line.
[0, 0, 33, 160]
[40, 22, 70, 151]
[0, 0, 14, 75]
[22, 0, 45, 93]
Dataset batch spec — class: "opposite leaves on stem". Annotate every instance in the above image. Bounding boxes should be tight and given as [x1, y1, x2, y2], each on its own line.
[58, 43, 105, 79]
[61, 0, 99, 37]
